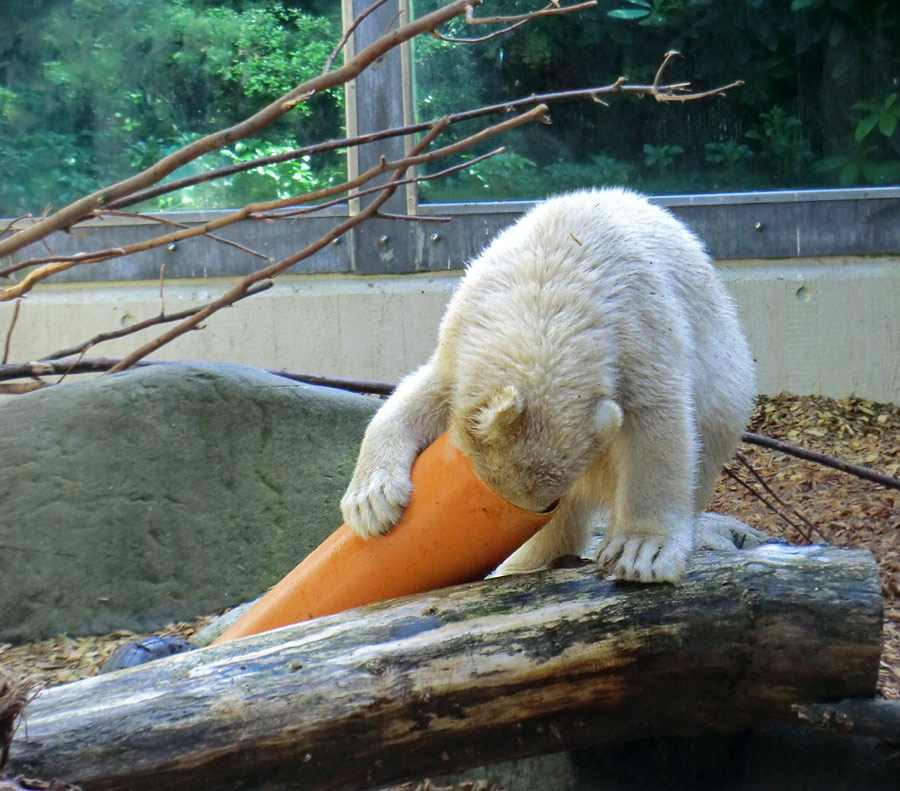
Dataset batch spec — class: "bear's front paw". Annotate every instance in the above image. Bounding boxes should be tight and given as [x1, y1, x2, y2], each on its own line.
[595, 533, 689, 583]
[341, 468, 413, 539]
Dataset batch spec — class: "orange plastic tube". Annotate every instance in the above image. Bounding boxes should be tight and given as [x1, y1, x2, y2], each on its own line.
[214, 430, 555, 643]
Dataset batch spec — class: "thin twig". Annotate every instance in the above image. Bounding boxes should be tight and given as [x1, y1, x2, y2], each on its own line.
[743, 431, 900, 492]
[466, 0, 595, 26]
[0, 0, 479, 263]
[735, 452, 827, 543]
[435, 0, 596, 43]
[2, 299, 21, 365]
[0, 210, 270, 279]
[323, 0, 392, 75]
[723, 466, 815, 543]
[653, 50, 680, 91]
[251, 146, 508, 221]
[375, 212, 452, 223]
[432, 16, 531, 43]
[1, 107, 544, 299]
[55, 347, 91, 386]
[96, 68, 741, 218]
[102, 114, 474, 373]
[0, 215, 32, 239]
[38, 281, 274, 362]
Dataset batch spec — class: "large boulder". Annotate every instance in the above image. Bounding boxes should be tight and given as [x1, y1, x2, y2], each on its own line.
[0, 362, 379, 642]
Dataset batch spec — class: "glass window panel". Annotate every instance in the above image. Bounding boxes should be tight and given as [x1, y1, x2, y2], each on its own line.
[0, 0, 345, 217]
[412, 0, 900, 202]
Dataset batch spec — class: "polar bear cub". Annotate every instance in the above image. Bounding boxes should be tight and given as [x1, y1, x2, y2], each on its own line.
[341, 188, 755, 582]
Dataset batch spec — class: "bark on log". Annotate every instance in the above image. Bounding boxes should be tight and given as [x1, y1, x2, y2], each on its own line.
[7, 545, 883, 791]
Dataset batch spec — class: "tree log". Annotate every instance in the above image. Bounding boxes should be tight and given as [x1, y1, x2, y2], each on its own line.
[7, 545, 883, 791]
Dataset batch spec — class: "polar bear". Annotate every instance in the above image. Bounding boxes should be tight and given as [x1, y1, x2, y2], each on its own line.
[341, 188, 756, 582]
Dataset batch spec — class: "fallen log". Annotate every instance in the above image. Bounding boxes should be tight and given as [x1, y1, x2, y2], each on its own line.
[7, 545, 883, 791]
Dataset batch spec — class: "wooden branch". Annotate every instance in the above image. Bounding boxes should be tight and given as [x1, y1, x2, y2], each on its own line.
[1, 300, 20, 365]
[99, 69, 738, 216]
[251, 147, 507, 221]
[6, 546, 882, 791]
[734, 453, 825, 542]
[323, 0, 392, 75]
[795, 699, 900, 744]
[0, 105, 545, 301]
[722, 466, 815, 544]
[742, 431, 900, 492]
[0, 0, 479, 262]
[98, 108, 547, 373]
[36, 281, 274, 362]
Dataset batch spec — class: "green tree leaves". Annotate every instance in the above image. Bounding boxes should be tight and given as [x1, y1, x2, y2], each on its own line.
[0, 0, 342, 216]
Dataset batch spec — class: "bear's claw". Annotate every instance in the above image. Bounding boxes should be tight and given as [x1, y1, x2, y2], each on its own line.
[596, 534, 687, 583]
[341, 468, 413, 539]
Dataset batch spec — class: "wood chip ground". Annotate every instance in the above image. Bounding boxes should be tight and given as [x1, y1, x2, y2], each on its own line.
[2, 395, 898, 699]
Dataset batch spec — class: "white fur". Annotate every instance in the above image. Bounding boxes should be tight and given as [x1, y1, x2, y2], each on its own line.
[341, 188, 756, 582]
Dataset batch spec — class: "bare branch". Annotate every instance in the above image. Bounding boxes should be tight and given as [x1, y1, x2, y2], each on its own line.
[251, 146, 508, 222]
[742, 431, 900, 492]
[434, 1, 596, 44]
[653, 49, 681, 91]
[374, 212, 452, 224]
[1, 107, 545, 300]
[734, 452, 827, 544]
[2, 299, 21, 365]
[102, 115, 465, 374]
[0, 0, 480, 260]
[722, 465, 815, 544]
[0, 211, 270, 280]
[38, 281, 274, 362]
[323, 0, 392, 75]
[98, 65, 740, 216]
[466, 0, 596, 26]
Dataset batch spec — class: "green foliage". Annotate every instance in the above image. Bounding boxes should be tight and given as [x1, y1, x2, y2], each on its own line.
[415, 0, 900, 200]
[643, 144, 684, 171]
[0, 0, 343, 217]
[853, 93, 900, 143]
[149, 140, 346, 211]
[3, 0, 900, 212]
[608, 0, 686, 27]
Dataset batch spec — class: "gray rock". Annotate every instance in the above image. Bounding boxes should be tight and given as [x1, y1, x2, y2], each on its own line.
[0, 362, 379, 642]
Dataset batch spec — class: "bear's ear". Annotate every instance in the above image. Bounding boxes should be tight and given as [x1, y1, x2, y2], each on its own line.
[468, 385, 525, 441]
[594, 398, 623, 445]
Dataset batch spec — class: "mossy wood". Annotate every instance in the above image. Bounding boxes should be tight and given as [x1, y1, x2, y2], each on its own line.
[7, 546, 883, 791]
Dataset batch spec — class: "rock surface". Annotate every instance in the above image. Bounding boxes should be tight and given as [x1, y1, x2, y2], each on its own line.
[0, 362, 379, 642]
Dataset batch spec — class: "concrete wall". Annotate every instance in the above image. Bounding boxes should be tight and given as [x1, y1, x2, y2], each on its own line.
[3, 254, 899, 402]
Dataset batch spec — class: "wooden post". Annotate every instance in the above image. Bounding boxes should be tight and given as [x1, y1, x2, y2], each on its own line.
[343, 0, 418, 275]
[6, 546, 883, 791]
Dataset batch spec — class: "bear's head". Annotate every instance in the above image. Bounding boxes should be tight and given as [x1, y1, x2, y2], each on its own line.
[451, 384, 623, 513]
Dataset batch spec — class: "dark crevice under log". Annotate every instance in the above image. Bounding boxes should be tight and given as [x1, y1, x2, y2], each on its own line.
[795, 699, 900, 744]
[7, 545, 883, 791]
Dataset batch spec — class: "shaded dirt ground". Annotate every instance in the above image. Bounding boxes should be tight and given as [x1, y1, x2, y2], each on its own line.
[1, 394, 898, 699]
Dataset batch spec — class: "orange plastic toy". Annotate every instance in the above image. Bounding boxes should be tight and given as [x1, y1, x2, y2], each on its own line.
[214, 430, 555, 643]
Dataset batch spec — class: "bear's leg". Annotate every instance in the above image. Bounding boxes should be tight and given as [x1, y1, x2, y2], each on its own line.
[693, 374, 754, 513]
[341, 360, 450, 538]
[595, 408, 698, 583]
[492, 496, 593, 575]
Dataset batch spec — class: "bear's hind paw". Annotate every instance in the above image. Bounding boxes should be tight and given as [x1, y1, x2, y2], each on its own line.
[340, 470, 413, 539]
[596, 534, 688, 583]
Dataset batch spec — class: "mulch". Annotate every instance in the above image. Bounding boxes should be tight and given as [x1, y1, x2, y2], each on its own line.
[709, 393, 900, 699]
[1, 393, 898, 696]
